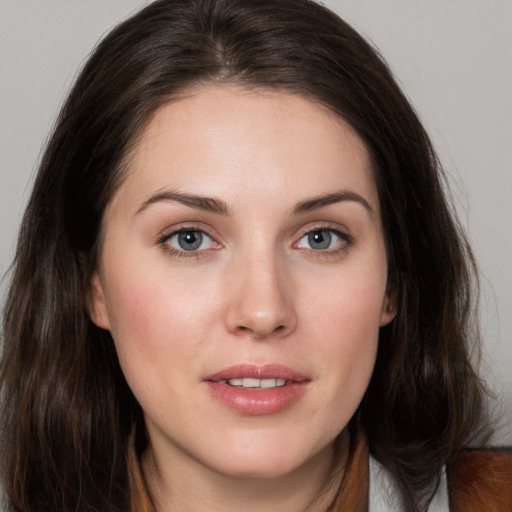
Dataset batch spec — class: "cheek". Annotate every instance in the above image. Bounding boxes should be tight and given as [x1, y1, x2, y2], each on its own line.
[303, 259, 387, 344]
[100, 263, 172, 374]
[314, 294, 379, 392]
[100, 259, 225, 391]
[100, 267, 207, 415]
[105, 262, 210, 342]
[301, 261, 385, 399]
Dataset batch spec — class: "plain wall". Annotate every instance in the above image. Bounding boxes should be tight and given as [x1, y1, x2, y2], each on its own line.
[1, 0, 510, 443]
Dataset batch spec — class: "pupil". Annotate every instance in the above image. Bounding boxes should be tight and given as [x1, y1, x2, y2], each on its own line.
[308, 230, 331, 250]
[178, 231, 202, 251]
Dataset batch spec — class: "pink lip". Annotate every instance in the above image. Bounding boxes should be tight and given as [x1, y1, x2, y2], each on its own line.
[205, 363, 309, 382]
[204, 364, 310, 416]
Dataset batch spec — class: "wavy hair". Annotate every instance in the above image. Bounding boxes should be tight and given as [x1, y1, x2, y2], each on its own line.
[0, 1, 488, 510]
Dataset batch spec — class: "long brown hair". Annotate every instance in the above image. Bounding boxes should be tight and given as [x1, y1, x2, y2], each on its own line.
[1, 1, 488, 510]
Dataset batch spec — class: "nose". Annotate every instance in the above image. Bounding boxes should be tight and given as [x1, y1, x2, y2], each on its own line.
[224, 251, 297, 339]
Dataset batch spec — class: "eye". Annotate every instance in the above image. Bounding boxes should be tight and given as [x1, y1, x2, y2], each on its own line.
[164, 229, 215, 252]
[295, 229, 349, 251]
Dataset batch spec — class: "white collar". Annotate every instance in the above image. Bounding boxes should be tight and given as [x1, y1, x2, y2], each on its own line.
[369, 456, 449, 511]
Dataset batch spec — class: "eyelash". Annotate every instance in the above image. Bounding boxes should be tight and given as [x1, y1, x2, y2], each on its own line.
[157, 226, 219, 260]
[157, 224, 353, 260]
[294, 226, 352, 257]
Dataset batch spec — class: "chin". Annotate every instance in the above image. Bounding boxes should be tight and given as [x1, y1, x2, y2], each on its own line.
[209, 457, 306, 480]
[200, 438, 334, 481]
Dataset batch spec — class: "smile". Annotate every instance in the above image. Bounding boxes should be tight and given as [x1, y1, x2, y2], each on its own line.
[204, 364, 309, 415]
[215, 378, 287, 388]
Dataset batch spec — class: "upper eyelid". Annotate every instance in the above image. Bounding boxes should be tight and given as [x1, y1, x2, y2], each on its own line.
[301, 225, 349, 236]
[154, 221, 352, 245]
[157, 227, 220, 259]
[297, 221, 352, 238]
[164, 228, 214, 241]
[294, 224, 354, 251]
[156, 223, 218, 243]
[296, 228, 351, 245]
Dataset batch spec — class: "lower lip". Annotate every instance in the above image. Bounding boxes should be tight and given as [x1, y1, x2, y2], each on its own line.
[204, 381, 308, 415]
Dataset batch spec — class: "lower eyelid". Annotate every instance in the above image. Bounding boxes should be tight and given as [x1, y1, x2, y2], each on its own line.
[170, 231, 213, 248]
[157, 226, 351, 258]
[156, 226, 220, 255]
[295, 228, 352, 250]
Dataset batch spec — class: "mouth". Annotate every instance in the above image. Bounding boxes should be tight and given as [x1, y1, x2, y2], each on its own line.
[212, 377, 287, 389]
[204, 364, 310, 415]
[205, 363, 309, 387]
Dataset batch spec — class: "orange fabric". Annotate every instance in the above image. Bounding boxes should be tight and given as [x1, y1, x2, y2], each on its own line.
[128, 436, 512, 511]
[128, 442, 155, 512]
[330, 433, 369, 512]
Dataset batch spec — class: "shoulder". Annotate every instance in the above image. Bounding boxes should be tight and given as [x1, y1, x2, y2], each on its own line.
[447, 448, 512, 512]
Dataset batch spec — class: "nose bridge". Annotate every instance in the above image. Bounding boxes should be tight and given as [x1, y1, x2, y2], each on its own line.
[225, 239, 296, 339]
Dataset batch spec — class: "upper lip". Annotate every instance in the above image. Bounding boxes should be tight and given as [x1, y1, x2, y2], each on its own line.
[204, 364, 309, 383]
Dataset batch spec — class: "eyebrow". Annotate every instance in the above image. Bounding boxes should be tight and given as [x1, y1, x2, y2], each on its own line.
[292, 190, 374, 216]
[135, 188, 373, 217]
[136, 190, 230, 216]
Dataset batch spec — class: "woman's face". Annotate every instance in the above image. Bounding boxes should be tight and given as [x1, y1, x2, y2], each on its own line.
[90, 85, 394, 480]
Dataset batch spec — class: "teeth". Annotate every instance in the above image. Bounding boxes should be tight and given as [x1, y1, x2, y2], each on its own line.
[242, 378, 260, 388]
[222, 378, 287, 388]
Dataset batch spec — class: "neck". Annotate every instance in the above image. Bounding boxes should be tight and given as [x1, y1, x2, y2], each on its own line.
[142, 434, 349, 512]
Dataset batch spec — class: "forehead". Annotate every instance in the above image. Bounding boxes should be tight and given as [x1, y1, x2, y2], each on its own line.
[110, 85, 379, 216]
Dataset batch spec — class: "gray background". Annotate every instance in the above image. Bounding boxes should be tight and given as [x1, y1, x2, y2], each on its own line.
[1, 1, 510, 443]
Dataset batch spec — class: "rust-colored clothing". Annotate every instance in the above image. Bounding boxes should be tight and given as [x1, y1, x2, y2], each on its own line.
[129, 436, 512, 511]
[331, 436, 512, 511]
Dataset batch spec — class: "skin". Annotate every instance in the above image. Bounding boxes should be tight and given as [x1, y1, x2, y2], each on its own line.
[90, 85, 395, 512]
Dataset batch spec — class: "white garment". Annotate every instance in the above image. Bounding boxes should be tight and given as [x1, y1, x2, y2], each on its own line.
[369, 456, 449, 511]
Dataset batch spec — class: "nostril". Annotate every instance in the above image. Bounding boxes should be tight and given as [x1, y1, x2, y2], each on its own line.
[235, 323, 287, 338]
[226, 291, 297, 338]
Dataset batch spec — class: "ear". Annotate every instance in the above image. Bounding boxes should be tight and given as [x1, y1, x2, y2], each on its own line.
[379, 293, 397, 327]
[88, 270, 111, 330]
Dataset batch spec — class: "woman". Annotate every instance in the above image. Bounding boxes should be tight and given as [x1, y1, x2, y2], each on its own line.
[0, 0, 509, 511]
